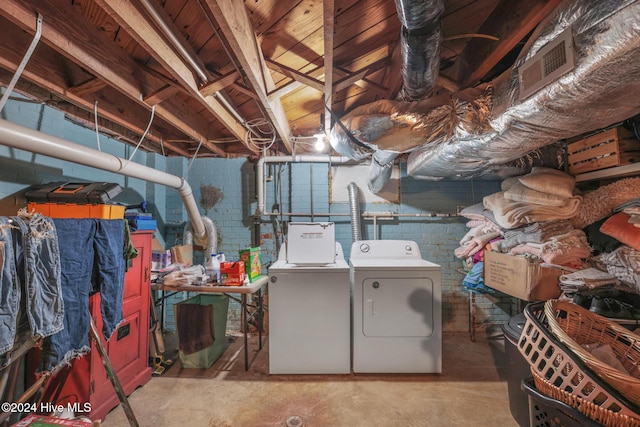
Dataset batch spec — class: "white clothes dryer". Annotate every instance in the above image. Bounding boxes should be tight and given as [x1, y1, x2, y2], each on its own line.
[350, 240, 442, 373]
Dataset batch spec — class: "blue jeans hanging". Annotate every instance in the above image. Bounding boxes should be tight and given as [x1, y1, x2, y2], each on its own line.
[41, 218, 125, 373]
[0, 214, 64, 362]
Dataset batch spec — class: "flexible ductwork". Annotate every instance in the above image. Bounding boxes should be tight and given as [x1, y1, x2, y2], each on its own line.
[347, 182, 362, 242]
[394, 0, 445, 100]
[183, 216, 218, 260]
[408, 0, 640, 180]
[331, 0, 640, 187]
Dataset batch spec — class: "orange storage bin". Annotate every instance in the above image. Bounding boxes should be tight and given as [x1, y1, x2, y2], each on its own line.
[28, 202, 125, 219]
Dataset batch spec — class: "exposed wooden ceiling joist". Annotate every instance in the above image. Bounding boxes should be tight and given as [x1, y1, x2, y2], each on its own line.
[323, 0, 335, 133]
[0, 0, 228, 157]
[202, 0, 293, 152]
[199, 71, 241, 98]
[0, 67, 191, 157]
[265, 59, 324, 92]
[0, 0, 583, 160]
[95, 0, 250, 156]
[68, 78, 108, 98]
[457, 0, 564, 87]
[143, 85, 181, 106]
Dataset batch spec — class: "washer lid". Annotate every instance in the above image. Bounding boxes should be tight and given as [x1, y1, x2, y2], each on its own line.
[269, 259, 349, 273]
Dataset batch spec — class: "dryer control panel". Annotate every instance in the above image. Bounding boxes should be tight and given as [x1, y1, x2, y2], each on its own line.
[351, 240, 422, 260]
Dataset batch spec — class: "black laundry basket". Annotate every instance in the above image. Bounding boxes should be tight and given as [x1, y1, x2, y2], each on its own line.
[521, 377, 602, 427]
[503, 312, 530, 427]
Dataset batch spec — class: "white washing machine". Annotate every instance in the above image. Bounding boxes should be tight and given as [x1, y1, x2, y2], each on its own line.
[350, 240, 442, 373]
[268, 243, 351, 374]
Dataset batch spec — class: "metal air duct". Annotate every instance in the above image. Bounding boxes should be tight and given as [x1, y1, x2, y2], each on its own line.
[347, 182, 362, 242]
[331, 0, 640, 188]
[394, 0, 445, 100]
[408, 0, 640, 180]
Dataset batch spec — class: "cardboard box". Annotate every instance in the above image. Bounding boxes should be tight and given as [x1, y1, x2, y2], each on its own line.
[484, 251, 563, 301]
[221, 261, 246, 286]
[286, 222, 335, 265]
[239, 247, 262, 282]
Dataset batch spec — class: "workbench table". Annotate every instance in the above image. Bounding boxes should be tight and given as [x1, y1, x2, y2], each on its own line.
[151, 275, 268, 371]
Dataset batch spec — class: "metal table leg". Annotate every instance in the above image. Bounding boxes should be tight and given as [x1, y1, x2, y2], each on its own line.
[257, 289, 263, 350]
[242, 294, 248, 371]
[469, 291, 476, 342]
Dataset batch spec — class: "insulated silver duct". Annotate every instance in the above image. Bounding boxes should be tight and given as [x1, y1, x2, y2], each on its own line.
[408, 0, 640, 180]
[347, 182, 362, 242]
[331, 0, 640, 186]
[394, 0, 445, 100]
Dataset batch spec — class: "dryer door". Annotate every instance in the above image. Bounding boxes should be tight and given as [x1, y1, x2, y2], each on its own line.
[362, 277, 434, 337]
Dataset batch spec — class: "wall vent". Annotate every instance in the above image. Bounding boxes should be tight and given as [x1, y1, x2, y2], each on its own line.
[518, 27, 575, 100]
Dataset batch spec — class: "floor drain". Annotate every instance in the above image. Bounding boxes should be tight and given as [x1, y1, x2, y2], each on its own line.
[285, 415, 304, 427]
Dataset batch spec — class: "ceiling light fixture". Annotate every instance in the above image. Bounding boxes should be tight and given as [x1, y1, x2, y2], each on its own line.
[313, 133, 326, 152]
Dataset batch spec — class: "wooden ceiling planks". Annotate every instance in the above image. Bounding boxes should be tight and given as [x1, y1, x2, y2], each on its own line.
[0, 0, 564, 159]
[258, 0, 325, 63]
[456, 0, 563, 87]
[245, 0, 300, 38]
[202, 0, 292, 151]
[333, 0, 398, 52]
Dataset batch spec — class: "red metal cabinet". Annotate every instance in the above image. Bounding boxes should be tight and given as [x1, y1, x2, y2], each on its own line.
[33, 231, 153, 422]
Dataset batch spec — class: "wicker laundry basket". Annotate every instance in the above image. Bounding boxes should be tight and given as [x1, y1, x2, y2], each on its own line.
[545, 299, 640, 407]
[518, 302, 640, 425]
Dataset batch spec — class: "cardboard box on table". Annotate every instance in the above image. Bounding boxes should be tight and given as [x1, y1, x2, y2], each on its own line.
[239, 247, 262, 282]
[484, 251, 563, 301]
[221, 261, 246, 286]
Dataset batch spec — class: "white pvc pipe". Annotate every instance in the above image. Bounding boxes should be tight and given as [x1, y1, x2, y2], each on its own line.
[256, 155, 353, 216]
[0, 118, 206, 238]
[138, 0, 208, 83]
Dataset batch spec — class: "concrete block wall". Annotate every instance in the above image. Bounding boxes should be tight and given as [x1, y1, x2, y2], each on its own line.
[0, 95, 167, 222]
[0, 94, 518, 335]
[187, 158, 516, 333]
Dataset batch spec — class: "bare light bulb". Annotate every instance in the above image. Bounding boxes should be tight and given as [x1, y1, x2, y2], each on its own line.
[314, 134, 325, 151]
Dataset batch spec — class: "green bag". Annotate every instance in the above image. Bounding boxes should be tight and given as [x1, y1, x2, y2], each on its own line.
[174, 294, 229, 369]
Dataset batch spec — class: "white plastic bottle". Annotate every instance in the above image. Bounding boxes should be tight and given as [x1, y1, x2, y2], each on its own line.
[206, 253, 220, 283]
[218, 252, 226, 263]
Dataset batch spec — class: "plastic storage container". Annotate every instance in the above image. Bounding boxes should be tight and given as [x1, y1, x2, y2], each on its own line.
[521, 377, 602, 427]
[174, 294, 229, 369]
[503, 312, 530, 427]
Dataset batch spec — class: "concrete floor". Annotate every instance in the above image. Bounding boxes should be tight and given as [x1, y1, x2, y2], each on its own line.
[101, 329, 519, 427]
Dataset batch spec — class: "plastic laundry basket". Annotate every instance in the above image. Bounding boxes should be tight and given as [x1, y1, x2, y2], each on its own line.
[174, 294, 229, 369]
[503, 312, 530, 427]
